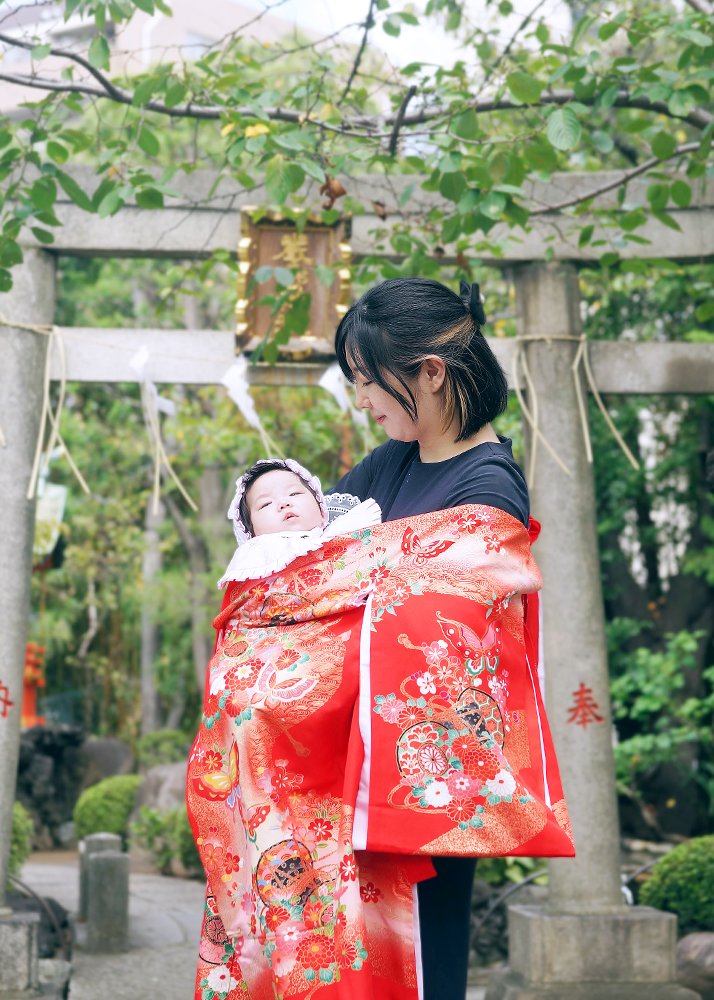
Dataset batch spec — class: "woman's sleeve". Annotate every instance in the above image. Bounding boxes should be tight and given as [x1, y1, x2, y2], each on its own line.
[326, 450, 376, 502]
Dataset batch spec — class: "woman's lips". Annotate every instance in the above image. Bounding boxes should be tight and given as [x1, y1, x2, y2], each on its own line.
[373, 414, 386, 424]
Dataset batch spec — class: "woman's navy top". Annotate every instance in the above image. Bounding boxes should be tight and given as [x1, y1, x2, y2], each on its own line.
[327, 436, 529, 526]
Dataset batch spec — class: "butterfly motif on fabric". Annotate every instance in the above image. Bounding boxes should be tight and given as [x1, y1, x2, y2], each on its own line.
[436, 611, 501, 675]
[192, 743, 239, 802]
[401, 527, 456, 566]
[249, 661, 318, 709]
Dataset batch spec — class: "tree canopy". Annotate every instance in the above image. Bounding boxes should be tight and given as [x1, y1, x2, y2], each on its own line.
[0, 0, 711, 309]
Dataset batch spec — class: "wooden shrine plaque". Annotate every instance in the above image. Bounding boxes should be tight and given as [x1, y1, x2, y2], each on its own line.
[235, 209, 351, 357]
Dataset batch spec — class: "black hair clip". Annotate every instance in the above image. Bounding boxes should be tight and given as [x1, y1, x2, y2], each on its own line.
[459, 280, 487, 326]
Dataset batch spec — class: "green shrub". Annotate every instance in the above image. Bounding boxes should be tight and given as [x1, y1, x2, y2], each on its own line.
[176, 807, 202, 875]
[9, 802, 33, 882]
[135, 729, 188, 771]
[131, 805, 202, 877]
[73, 775, 142, 842]
[476, 856, 547, 887]
[640, 836, 714, 935]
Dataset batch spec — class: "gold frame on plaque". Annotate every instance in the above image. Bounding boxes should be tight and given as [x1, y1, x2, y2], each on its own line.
[234, 208, 352, 358]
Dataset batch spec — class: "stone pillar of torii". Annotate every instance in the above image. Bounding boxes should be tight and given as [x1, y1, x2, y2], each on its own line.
[0, 169, 712, 997]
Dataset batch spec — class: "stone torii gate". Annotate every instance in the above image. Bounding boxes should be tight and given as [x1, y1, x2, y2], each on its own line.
[1, 168, 713, 997]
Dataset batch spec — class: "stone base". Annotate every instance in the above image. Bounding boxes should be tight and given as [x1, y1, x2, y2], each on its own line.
[508, 905, 679, 984]
[0, 911, 40, 993]
[485, 971, 702, 1000]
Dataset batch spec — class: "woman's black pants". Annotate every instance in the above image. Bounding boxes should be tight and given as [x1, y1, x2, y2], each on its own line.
[416, 856, 476, 1000]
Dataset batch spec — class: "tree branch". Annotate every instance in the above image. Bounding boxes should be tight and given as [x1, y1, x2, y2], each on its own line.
[0, 34, 712, 140]
[683, 0, 714, 14]
[528, 141, 700, 215]
[340, 0, 377, 104]
[0, 31, 127, 102]
[388, 85, 417, 156]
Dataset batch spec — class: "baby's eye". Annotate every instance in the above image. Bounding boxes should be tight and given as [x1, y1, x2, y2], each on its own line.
[259, 501, 271, 509]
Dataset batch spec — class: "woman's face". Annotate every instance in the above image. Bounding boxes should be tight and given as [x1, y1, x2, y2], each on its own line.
[352, 369, 420, 442]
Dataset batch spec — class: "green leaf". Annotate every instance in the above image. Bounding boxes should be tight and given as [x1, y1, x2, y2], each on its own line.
[620, 210, 646, 232]
[439, 171, 466, 202]
[652, 210, 681, 233]
[489, 152, 510, 184]
[452, 108, 479, 140]
[137, 127, 160, 156]
[535, 22, 549, 44]
[678, 28, 713, 48]
[506, 71, 542, 104]
[383, 18, 400, 36]
[646, 183, 670, 211]
[287, 163, 305, 193]
[133, 0, 155, 12]
[441, 214, 462, 243]
[651, 131, 676, 160]
[598, 21, 620, 41]
[46, 141, 68, 164]
[302, 159, 326, 184]
[265, 155, 292, 205]
[546, 107, 581, 151]
[599, 251, 619, 268]
[133, 76, 160, 107]
[97, 190, 124, 217]
[0, 268, 12, 292]
[479, 192, 506, 219]
[598, 85, 620, 111]
[695, 301, 714, 323]
[88, 35, 110, 71]
[56, 170, 93, 212]
[578, 224, 594, 248]
[30, 177, 57, 210]
[399, 182, 415, 207]
[135, 187, 164, 209]
[31, 44, 51, 60]
[31, 227, 54, 245]
[315, 265, 334, 288]
[524, 138, 557, 171]
[591, 130, 614, 154]
[164, 82, 187, 108]
[668, 90, 696, 118]
[670, 180, 692, 208]
[571, 15, 595, 48]
[0, 239, 22, 267]
[274, 267, 294, 287]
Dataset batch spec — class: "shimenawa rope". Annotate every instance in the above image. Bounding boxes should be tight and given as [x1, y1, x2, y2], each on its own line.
[512, 333, 640, 487]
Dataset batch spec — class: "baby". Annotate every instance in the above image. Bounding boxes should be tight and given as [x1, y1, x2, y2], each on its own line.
[218, 459, 380, 587]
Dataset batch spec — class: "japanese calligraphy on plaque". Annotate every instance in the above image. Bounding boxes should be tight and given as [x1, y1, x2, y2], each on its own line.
[234, 208, 352, 358]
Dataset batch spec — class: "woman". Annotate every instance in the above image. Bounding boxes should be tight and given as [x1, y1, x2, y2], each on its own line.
[189, 275, 573, 1000]
[328, 276, 529, 1000]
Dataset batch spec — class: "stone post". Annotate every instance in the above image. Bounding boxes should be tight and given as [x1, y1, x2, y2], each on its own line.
[0, 250, 55, 911]
[487, 262, 697, 1000]
[79, 832, 123, 920]
[85, 851, 129, 954]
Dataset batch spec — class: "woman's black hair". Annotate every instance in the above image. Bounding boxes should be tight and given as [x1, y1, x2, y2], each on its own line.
[334, 277, 508, 442]
[238, 460, 319, 537]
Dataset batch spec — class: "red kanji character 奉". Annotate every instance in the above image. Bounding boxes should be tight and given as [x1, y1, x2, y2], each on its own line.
[0, 680, 15, 719]
[567, 683, 604, 729]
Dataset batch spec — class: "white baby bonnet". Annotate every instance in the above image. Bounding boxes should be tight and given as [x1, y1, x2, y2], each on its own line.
[226, 458, 330, 546]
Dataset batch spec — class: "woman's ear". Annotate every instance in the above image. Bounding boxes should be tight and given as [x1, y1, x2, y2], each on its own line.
[420, 356, 446, 393]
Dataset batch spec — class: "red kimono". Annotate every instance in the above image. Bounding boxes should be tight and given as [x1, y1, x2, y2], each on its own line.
[187, 506, 573, 1000]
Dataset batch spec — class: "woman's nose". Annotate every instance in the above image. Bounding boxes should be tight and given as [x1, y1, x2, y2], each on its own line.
[355, 384, 369, 409]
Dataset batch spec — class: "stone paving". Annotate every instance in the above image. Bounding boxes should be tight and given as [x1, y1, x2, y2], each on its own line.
[21, 852, 205, 1000]
[20, 850, 486, 999]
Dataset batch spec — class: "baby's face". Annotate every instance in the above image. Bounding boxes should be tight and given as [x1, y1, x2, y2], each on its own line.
[246, 470, 323, 537]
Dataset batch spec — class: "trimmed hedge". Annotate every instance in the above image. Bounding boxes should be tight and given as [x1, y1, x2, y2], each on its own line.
[135, 729, 188, 770]
[73, 775, 142, 842]
[9, 801, 33, 879]
[639, 835, 714, 935]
